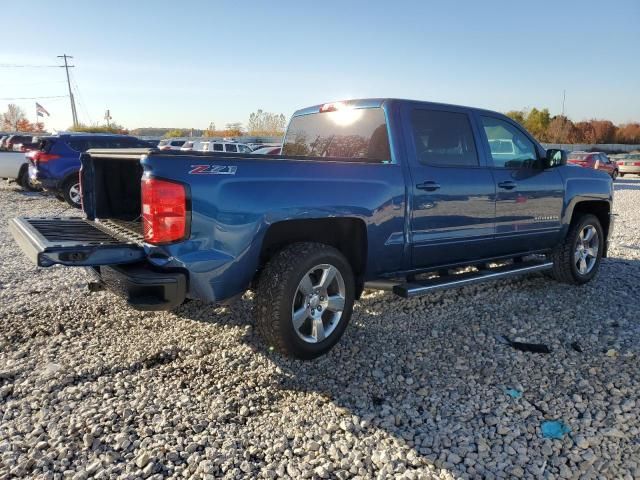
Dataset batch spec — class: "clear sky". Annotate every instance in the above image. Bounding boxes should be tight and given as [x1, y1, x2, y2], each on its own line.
[1, 0, 638, 131]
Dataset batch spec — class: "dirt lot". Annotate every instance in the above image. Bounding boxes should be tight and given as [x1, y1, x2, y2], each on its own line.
[0, 178, 639, 479]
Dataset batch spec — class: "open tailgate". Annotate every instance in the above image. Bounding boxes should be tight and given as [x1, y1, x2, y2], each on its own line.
[9, 217, 145, 267]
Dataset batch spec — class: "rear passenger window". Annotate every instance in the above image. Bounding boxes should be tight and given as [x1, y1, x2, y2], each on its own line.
[225, 144, 238, 152]
[481, 116, 538, 168]
[213, 143, 223, 151]
[411, 110, 479, 167]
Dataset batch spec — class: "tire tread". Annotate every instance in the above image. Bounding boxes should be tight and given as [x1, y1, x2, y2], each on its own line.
[255, 242, 352, 358]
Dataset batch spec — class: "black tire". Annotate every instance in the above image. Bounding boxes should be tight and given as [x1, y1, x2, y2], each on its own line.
[18, 166, 40, 192]
[548, 214, 603, 285]
[619, 173, 624, 178]
[612, 170, 618, 181]
[61, 176, 82, 208]
[255, 242, 355, 359]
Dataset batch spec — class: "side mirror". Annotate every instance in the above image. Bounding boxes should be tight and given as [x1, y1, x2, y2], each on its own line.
[544, 149, 566, 168]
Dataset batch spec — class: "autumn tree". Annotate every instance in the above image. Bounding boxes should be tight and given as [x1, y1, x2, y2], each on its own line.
[70, 123, 129, 134]
[574, 121, 596, 143]
[202, 122, 217, 137]
[615, 123, 640, 144]
[247, 110, 286, 136]
[524, 108, 551, 141]
[546, 116, 578, 143]
[224, 122, 244, 137]
[589, 120, 616, 143]
[505, 110, 526, 126]
[163, 129, 187, 138]
[2, 104, 26, 131]
[16, 119, 33, 132]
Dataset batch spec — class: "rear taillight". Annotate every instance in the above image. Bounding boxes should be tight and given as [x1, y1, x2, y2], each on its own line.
[634, 162, 640, 167]
[141, 177, 188, 244]
[28, 151, 60, 163]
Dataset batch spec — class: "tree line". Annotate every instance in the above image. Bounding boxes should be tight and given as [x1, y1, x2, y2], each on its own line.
[6, 101, 638, 144]
[506, 108, 640, 144]
[163, 110, 287, 139]
[1, 104, 287, 138]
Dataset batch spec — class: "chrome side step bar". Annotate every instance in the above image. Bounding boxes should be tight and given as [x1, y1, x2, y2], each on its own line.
[390, 260, 553, 299]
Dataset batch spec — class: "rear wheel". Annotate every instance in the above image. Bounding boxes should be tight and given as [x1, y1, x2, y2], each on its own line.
[619, 173, 625, 178]
[62, 177, 82, 208]
[548, 214, 603, 285]
[18, 167, 41, 192]
[255, 242, 355, 359]
[612, 170, 618, 181]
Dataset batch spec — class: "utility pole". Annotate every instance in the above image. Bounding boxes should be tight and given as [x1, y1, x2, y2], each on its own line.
[104, 109, 112, 128]
[561, 90, 566, 117]
[58, 54, 78, 127]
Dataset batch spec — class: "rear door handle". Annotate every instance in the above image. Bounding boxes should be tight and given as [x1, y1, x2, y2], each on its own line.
[416, 181, 440, 191]
[498, 181, 517, 190]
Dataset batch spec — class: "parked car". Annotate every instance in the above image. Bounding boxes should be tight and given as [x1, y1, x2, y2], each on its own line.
[0, 150, 39, 190]
[613, 153, 640, 177]
[252, 145, 282, 155]
[567, 151, 619, 180]
[157, 139, 186, 151]
[27, 133, 152, 207]
[5, 135, 34, 152]
[10, 98, 613, 359]
[179, 140, 198, 151]
[19, 136, 45, 153]
[0, 135, 11, 151]
[197, 141, 253, 153]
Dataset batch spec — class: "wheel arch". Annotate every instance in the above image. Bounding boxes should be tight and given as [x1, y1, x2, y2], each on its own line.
[569, 200, 611, 257]
[258, 217, 368, 298]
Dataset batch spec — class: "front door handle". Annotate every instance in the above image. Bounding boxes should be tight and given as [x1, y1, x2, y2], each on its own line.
[416, 181, 441, 191]
[498, 181, 517, 190]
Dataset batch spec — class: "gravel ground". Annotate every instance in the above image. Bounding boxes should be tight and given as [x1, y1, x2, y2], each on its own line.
[0, 176, 639, 480]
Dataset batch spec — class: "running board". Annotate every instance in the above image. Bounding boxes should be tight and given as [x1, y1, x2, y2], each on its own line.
[392, 260, 553, 298]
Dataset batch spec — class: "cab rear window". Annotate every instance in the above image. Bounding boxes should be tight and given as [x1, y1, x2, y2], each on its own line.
[282, 107, 391, 163]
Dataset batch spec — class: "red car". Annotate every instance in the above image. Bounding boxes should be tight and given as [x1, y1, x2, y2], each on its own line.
[567, 151, 619, 180]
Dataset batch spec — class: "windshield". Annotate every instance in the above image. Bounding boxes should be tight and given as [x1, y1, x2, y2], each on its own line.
[282, 107, 391, 162]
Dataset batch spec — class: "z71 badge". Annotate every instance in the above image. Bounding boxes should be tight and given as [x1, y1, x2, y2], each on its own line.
[189, 165, 237, 175]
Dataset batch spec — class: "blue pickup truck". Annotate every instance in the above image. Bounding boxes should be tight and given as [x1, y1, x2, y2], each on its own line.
[10, 99, 613, 358]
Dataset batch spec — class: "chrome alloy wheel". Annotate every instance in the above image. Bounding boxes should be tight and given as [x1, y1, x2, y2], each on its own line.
[69, 183, 81, 205]
[291, 264, 346, 343]
[575, 225, 599, 275]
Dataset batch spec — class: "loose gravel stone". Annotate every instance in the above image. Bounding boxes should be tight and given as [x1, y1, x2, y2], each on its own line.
[0, 177, 639, 479]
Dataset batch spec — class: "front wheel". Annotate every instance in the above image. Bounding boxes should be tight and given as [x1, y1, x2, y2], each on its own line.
[548, 214, 603, 285]
[255, 242, 355, 359]
[62, 176, 82, 208]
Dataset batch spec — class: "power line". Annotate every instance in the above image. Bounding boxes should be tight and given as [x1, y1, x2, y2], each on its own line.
[0, 95, 68, 100]
[0, 64, 63, 68]
[0, 80, 66, 87]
